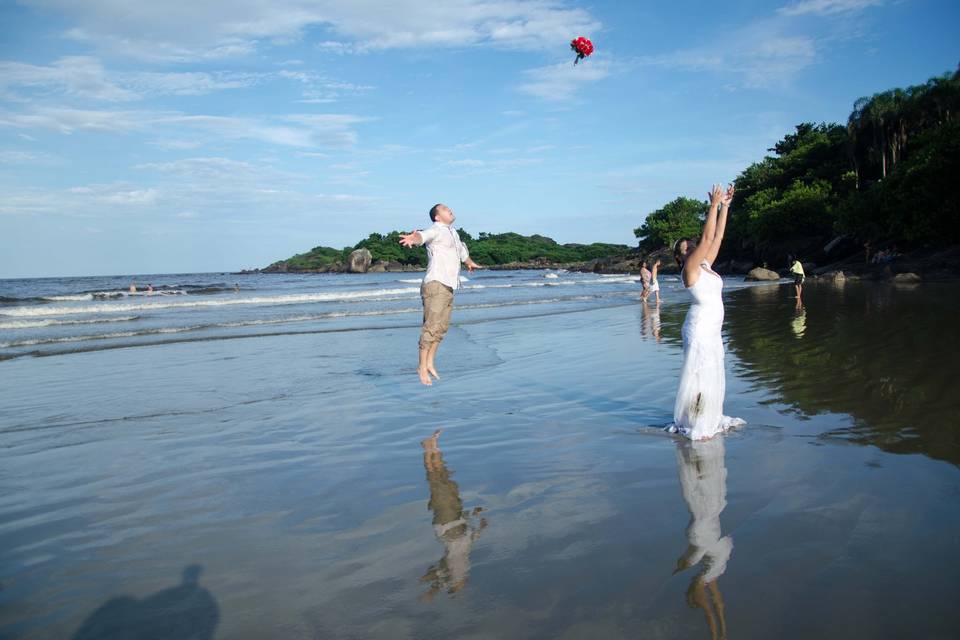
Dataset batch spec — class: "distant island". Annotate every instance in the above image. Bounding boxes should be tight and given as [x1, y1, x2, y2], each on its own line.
[258, 231, 636, 274]
[257, 67, 959, 280]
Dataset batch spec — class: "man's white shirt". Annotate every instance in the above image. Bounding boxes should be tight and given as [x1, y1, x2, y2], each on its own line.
[419, 222, 470, 290]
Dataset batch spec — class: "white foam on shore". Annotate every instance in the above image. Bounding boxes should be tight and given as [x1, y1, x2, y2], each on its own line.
[0, 294, 606, 349]
[2, 278, 651, 320]
[0, 316, 139, 330]
[0, 287, 423, 318]
[42, 294, 94, 301]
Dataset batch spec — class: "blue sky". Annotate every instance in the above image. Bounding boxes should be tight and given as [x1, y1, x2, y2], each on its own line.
[1, 0, 957, 278]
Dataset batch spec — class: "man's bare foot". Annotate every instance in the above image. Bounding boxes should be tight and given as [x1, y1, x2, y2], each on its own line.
[418, 367, 433, 386]
[427, 365, 440, 380]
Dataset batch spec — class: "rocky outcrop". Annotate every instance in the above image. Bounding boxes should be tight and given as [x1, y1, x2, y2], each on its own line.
[820, 270, 846, 283]
[347, 248, 372, 273]
[893, 272, 921, 283]
[745, 267, 781, 281]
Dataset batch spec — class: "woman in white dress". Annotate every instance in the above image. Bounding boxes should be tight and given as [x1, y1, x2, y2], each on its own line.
[668, 184, 745, 440]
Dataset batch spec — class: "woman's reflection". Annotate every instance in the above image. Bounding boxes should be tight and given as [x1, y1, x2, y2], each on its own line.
[420, 429, 487, 601]
[640, 299, 662, 342]
[674, 437, 732, 640]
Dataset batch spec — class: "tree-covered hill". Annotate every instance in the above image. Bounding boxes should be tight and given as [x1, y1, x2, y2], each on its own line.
[635, 67, 960, 268]
[263, 230, 631, 272]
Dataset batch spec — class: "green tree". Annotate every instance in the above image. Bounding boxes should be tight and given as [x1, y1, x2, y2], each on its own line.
[633, 197, 706, 250]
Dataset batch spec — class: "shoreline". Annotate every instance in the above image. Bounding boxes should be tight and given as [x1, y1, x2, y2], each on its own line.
[239, 244, 960, 282]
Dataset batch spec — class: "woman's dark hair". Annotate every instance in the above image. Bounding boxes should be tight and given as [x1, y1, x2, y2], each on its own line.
[673, 237, 690, 268]
[429, 204, 443, 221]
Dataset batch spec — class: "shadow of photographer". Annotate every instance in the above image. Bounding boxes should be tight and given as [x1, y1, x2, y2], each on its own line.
[72, 564, 219, 640]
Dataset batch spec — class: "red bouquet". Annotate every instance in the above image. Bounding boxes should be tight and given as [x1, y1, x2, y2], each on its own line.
[570, 36, 594, 65]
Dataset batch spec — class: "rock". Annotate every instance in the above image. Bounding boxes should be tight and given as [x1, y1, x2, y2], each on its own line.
[822, 270, 845, 283]
[347, 248, 372, 273]
[745, 267, 781, 281]
[384, 261, 406, 272]
[893, 272, 921, 283]
[368, 261, 387, 273]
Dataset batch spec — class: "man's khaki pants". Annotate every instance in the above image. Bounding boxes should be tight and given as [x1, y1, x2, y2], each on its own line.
[419, 281, 454, 350]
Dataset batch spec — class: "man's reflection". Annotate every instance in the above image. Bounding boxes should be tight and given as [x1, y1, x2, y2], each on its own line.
[420, 429, 487, 601]
[674, 438, 731, 640]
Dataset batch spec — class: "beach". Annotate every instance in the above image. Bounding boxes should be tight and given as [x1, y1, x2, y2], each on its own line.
[1, 272, 958, 639]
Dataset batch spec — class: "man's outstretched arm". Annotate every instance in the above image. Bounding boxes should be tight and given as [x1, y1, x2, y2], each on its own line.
[399, 231, 423, 247]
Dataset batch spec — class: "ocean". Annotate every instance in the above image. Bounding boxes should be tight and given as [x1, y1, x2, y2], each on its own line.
[1, 272, 957, 639]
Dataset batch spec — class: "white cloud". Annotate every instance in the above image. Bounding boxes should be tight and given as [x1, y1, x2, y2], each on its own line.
[517, 59, 610, 101]
[0, 56, 263, 101]
[639, 19, 817, 89]
[136, 157, 302, 182]
[0, 107, 369, 149]
[124, 71, 261, 96]
[277, 70, 375, 103]
[778, 0, 883, 16]
[0, 56, 137, 101]
[0, 150, 58, 165]
[0, 107, 154, 134]
[100, 187, 160, 205]
[24, 0, 601, 60]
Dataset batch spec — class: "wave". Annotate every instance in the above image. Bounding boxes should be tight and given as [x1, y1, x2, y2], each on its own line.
[0, 287, 423, 318]
[0, 276, 647, 320]
[0, 294, 607, 349]
[2, 283, 237, 305]
[0, 316, 140, 330]
[0, 299, 636, 362]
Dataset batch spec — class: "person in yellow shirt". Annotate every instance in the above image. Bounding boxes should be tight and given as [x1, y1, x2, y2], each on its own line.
[789, 256, 805, 300]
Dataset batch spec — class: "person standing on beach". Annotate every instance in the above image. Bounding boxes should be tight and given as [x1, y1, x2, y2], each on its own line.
[400, 204, 483, 386]
[668, 184, 745, 440]
[640, 261, 652, 301]
[789, 257, 805, 300]
[649, 258, 663, 305]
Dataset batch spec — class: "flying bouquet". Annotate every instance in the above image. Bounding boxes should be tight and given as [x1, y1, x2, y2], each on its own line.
[570, 36, 594, 65]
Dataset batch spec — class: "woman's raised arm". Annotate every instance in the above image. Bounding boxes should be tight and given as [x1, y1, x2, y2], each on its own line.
[705, 184, 734, 266]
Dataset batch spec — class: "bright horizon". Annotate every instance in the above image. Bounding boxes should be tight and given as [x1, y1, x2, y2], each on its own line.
[1, 0, 958, 278]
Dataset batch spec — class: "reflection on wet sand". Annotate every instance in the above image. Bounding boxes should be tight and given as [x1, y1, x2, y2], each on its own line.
[674, 438, 731, 640]
[791, 301, 806, 338]
[725, 281, 960, 465]
[640, 300, 662, 342]
[420, 430, 487, 600]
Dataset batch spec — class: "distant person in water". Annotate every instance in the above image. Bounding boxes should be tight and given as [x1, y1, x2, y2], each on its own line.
[640, 261, 652, 301]
[147, 284, 154, 295]
[649, 258, 663, 305]
[234, 283, 240, 293]
[667, 184, 745, 440]
[129, 281, 137, 294]
[399, 204, 483, 386]
[789, 257, 805, 300]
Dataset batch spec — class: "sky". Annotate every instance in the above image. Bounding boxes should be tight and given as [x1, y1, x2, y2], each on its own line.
[1, 0, 957, 278]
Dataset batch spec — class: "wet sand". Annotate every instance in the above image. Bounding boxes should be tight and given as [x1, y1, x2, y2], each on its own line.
[1, 281, 958, 639]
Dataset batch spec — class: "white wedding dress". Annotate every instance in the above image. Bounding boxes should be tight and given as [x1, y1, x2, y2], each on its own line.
[667, 260, 745, 440]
